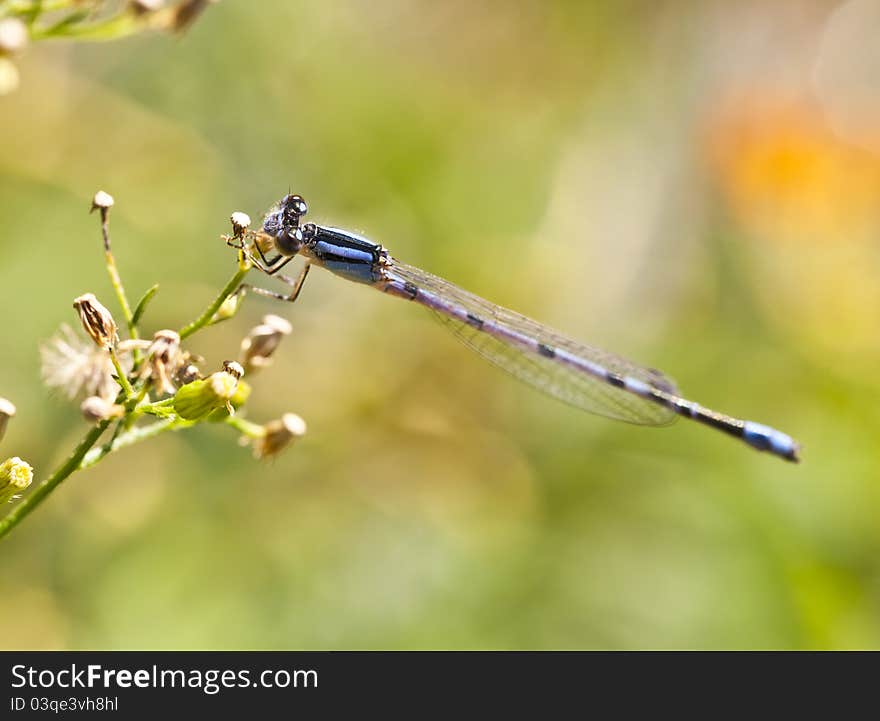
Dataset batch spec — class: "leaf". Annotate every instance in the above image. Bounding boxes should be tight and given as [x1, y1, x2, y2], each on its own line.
[131, 284, 159, 328]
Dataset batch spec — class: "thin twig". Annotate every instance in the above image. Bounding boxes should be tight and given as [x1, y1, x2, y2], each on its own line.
[178, 252, 252, 340]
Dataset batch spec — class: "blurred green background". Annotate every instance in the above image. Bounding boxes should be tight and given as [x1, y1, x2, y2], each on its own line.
[1, 0, 878, 649]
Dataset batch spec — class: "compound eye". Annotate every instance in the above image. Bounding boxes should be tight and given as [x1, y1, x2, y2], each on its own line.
[287, 195, 308, 217]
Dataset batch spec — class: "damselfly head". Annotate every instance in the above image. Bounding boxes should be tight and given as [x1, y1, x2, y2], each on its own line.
[281, 194, 308, 220]
[261, 194, 311, 256]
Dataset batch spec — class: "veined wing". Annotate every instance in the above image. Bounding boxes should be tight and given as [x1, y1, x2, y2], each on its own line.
[385, 262, 679, 426]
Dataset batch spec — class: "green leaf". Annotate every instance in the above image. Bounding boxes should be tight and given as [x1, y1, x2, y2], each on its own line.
[31, 12, 140, 41]
[131, 284, 159, 328]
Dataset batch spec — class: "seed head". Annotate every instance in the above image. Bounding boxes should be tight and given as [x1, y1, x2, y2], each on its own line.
[41, 324, 132, 402]
[0, 456, 33, 505]
[174, 363, 202, 387]
[230, 211, 251, 238]
[80, 396, 125, 423]
[144, 329, 181, 395]
[251, 413, 307, 459]
[0, 397, 15, 442]
[90, 190, 114, 212]
[73, 293, 118, 349]
[240, 314, 292, 372]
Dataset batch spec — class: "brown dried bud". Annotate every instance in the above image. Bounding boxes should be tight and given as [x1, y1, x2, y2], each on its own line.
[0, 397, 15, 442]
[80, 396, 124, 422]
[252, 413, 307, 459]
[0, 18, 28, 57]
[174, 363, 202, 387]
[129, 0, 165, 15]
[145, 329, 181, 395]
[169, 0, 217, 33]
[239, 314, 292, 372]
[73, 293, 118, 349]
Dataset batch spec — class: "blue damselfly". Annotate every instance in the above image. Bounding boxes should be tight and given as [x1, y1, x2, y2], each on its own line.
[227, 194, 801, 463]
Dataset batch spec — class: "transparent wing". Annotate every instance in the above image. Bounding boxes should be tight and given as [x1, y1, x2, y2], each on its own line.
[387, 262, 678, 426]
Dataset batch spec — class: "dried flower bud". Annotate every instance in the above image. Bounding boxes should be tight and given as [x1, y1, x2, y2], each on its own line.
[168, 0, 217, 33]
[130, 0, 164, 15]
[0, 397, 15, 442]
[239, 314, 292, 372]
[0, 18, 28, 57]
[174, 363, 202, 387]
[144, 329, 181, 395]
[80, 396, 124, 422]
[0, 456, 33, 504]
[252, 413, 307, 459]
[230, 211, 251, 238]
[90, 190, 114, 212]
[172, 366, 241, 420]
[73, 293, 118, 349]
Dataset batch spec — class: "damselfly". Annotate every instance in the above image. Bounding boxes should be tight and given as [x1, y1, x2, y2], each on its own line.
[227, 194, 801, 463]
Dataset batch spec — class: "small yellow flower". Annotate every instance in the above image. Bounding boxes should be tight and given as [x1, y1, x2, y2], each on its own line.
[0, 456, 33, 504]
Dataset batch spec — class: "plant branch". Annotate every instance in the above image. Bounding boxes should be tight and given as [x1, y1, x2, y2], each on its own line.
[80, 418, 190, 469]
[178, 252, 251, 340]
[0, 418, 112, 541]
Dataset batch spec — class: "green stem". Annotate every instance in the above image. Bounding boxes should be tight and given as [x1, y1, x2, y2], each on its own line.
[105, 251, 137, 339]
[109, 346, 135, 399]
[0, 419, 112, 541]
[225, 415, 265, 438]
[179, 255, 251, 340]
[80, 418, 189, 469]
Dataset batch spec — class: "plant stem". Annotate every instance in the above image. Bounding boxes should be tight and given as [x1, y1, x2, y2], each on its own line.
[179, 254, 251, 340]
[109, 346, 135, 399]
[225, 415, 265, 438]
[106, 251, 137, 339]
[80, 418, 189, 469]
[0, 419, 112, 541]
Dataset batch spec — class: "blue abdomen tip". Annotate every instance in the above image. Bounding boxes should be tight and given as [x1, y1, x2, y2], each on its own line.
[743, 421, 801, 462]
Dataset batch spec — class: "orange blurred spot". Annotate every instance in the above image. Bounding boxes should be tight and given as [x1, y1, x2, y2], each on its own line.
[708, 97, 880, 245]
